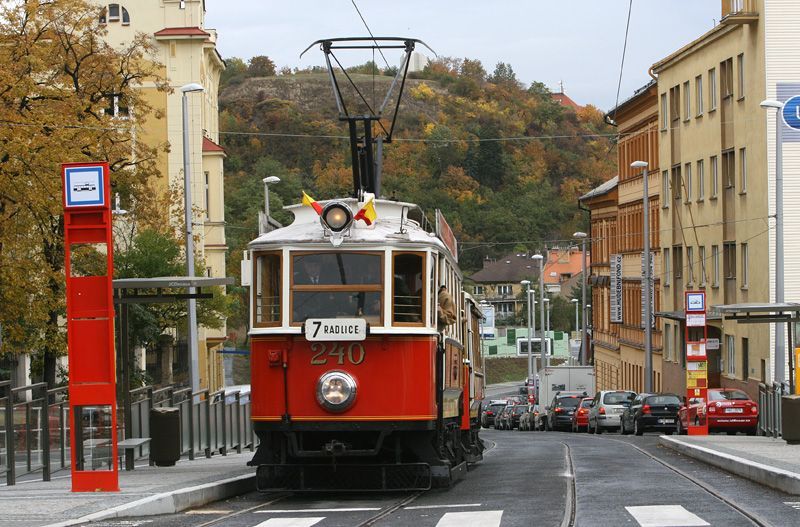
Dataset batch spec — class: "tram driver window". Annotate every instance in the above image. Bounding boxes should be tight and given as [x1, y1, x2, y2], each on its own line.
[254, 252, 280, 326]
[393, 252, 424, 325]
[291, 252, 382, 324]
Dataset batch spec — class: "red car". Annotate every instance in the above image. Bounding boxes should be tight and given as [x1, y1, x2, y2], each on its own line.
[571, 397, 593, 433]
[678, 388, 758, 435]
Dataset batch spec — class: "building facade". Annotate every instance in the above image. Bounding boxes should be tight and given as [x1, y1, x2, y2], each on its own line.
[652, 0, 770, 399]
[608, 82, 664, 393]
[98, 0, 228, 391]
[579, 177, 620, 390]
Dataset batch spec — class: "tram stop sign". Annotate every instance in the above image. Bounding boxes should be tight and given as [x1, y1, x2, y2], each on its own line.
[782, 95, 800, 130]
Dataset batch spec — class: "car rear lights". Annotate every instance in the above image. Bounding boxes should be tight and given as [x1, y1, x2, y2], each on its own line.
[555, 408, 563, 413]
[642, 405, 651, 414]
[709, 405, 717, 413]
[750, 405, 758, 414]
[599, 407, 606, 415]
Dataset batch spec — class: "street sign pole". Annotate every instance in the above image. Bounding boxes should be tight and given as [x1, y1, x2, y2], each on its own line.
[685, 290, 708, 436]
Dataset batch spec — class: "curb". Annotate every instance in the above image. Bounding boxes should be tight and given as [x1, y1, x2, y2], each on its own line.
[44, 473, 255, 526]
[658, 436, 800, 495]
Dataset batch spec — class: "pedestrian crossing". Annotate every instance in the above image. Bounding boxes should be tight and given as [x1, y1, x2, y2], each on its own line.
[249, 510, 503, 526]
[201, 503, 718, 526]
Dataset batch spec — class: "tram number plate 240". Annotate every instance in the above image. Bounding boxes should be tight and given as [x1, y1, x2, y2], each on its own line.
[305, 318, 367, 342]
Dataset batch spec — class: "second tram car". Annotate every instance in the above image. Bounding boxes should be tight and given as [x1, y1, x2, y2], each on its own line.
[245, 198, 485, 491]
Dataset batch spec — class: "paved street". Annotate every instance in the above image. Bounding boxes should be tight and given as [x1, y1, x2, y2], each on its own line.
[87, 427, 800, 527]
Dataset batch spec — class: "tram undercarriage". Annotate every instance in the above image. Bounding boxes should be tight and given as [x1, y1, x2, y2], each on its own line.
[249, 419, 484, 491]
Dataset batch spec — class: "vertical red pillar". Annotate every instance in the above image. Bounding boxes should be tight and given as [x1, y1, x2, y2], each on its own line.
[62, 162, 118, 492]
[685, 291, 709, 436]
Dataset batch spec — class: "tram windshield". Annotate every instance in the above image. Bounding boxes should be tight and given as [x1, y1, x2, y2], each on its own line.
[291, 252, 383, 324]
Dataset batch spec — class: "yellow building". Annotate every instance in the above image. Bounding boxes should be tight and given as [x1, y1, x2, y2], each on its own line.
[652, 0, 772, 399]
[97, 0, 228, 391]
[606, 82, 664, 393]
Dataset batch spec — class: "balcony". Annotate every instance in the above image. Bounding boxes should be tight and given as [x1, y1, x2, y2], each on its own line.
[721, 0, 758, 25]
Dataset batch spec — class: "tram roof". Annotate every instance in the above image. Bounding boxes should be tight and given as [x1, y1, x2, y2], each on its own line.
[249, 198, 449, 252]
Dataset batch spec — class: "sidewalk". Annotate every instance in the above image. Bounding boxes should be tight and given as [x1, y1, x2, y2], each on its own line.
[0, 452, 255, 527]
[659, 435, 800, 495]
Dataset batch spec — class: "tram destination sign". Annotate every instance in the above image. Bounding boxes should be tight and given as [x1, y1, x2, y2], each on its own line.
[305, 318, 367, 341]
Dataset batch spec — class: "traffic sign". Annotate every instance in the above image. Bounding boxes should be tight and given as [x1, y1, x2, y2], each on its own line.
[686, 291, 705, 312]
[782, 95, 800, 130]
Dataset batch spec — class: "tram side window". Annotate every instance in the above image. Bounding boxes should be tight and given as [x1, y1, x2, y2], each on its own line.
[254, 252, 280, 326]
[393, 252, 424, 325]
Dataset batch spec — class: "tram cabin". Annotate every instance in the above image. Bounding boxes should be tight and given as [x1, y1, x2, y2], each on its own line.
[245, 197, 485, 491]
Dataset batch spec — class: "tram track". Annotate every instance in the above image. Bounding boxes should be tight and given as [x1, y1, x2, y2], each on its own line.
[595, 435, 774, 527]
[560, 441, 576, 527]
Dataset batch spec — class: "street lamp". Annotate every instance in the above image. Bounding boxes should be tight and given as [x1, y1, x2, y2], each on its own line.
[573, 231, 588, 365]
[631, 160, 652, 392]
[181, 82, 204, 398]
[761, 99, 786, 385]
[260, 176, 281, 234]
[521, 279, 533, 385]
[533, 253, 547, 367]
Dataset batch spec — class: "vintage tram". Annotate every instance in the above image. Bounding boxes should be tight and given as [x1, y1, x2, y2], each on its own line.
[244, 197, 485, 491]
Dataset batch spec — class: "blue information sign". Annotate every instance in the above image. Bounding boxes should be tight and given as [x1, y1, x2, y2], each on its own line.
[782, 95, 800, 131]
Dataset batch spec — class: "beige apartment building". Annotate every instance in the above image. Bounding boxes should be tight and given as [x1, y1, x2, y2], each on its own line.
[98, 0, 228, 391]
[608, 81, 664, 393]
[653, 0, 772, 399]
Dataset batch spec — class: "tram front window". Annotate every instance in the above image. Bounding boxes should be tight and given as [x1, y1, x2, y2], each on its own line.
[291, 252, 382, 324]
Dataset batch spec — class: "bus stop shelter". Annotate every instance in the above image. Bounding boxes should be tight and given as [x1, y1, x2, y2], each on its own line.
[113, 276, 233, 466]
[714, 302, 800, 393]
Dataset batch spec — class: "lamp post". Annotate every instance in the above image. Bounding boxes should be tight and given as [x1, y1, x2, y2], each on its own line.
[181, 82, 204, 398]
[761, 99, 785, 385]
[572, 298, 579, 364]
[521, 280, 533, 385]
[260, 176, 281, 234]
[544, 298, 551, 361]
[631, 160, 652, 392]
[533, 253, 547, 367]
[573, 232, 588, 365]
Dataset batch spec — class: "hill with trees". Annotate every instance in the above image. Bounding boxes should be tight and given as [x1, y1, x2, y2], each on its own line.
[219, 56, 617, 329]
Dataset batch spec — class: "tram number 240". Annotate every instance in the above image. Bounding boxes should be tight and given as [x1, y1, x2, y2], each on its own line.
[310, 342, 366, 365]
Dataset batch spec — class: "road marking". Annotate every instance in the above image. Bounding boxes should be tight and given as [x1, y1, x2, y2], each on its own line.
[785, 501, 800, 510]
[253, 518, 325, 527]
[255, 508, 380, 513]
[185, 509, 234, 515]
[435, 511, 503, 527]
[405, 503, 482, 510]
[626, 505, 709, 527]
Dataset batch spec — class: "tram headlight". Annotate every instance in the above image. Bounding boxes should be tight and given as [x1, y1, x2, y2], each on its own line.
[320, 202, 353, 233]
[316, 371, 357, 412]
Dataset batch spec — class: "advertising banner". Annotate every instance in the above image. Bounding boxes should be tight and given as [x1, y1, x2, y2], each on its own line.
[610, 254, 622, 323]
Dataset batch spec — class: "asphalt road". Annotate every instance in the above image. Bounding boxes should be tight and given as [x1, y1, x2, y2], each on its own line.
[92, 424, 800, 527]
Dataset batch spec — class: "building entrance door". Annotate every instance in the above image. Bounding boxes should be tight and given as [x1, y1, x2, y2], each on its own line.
[706, 326, 722, 388]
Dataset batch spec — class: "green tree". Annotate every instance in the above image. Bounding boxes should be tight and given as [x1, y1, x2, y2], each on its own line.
[221, 56, 247, 86]
[248, 55, 276, 77]
[0, 0, 167, 386]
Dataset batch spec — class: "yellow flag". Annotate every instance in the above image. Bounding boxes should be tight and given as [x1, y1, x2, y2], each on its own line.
[355, 198, 377, 225]
[302, 191, 322, 214]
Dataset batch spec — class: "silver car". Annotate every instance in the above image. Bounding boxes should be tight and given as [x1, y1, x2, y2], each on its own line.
[588, 390, 636, 434]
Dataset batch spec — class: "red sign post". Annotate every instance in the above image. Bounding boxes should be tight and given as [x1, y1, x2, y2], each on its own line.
[62, 162, 119, 491]
[685, 290, 708, 436]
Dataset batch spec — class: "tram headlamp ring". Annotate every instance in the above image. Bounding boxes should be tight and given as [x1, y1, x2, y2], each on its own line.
[320, 202, 353, 233]
[316, 371, 357, 412]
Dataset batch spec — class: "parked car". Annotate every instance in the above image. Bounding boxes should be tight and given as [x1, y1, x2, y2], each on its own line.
[620, 393, 680, 435]
[571, 397, 593, 432]
[495, 404, 514, 429]
[519, 405, 534, 430]
[677, 388, 758, 435]
[545, 393, 586, 432]
[505, 404, 527, 430]
[481, 401, 508, 428]
[588, 390, 636, 434]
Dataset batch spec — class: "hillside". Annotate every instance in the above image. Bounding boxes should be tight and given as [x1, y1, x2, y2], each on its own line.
[218, 58, 617, 329]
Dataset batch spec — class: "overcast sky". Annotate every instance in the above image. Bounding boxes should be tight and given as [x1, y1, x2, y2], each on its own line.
[206, 1, 721, 111]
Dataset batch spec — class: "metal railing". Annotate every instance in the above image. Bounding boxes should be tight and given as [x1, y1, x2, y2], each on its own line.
[2, 381, 256, 486]
[1, 382, 70, 485]
[758, 382, 788, 438]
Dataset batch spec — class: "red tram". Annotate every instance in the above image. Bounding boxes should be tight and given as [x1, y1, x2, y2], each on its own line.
[245, 198, 485, 490]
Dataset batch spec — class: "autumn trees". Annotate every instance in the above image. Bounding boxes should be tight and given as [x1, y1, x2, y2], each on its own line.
[0, 0, 166, 385]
